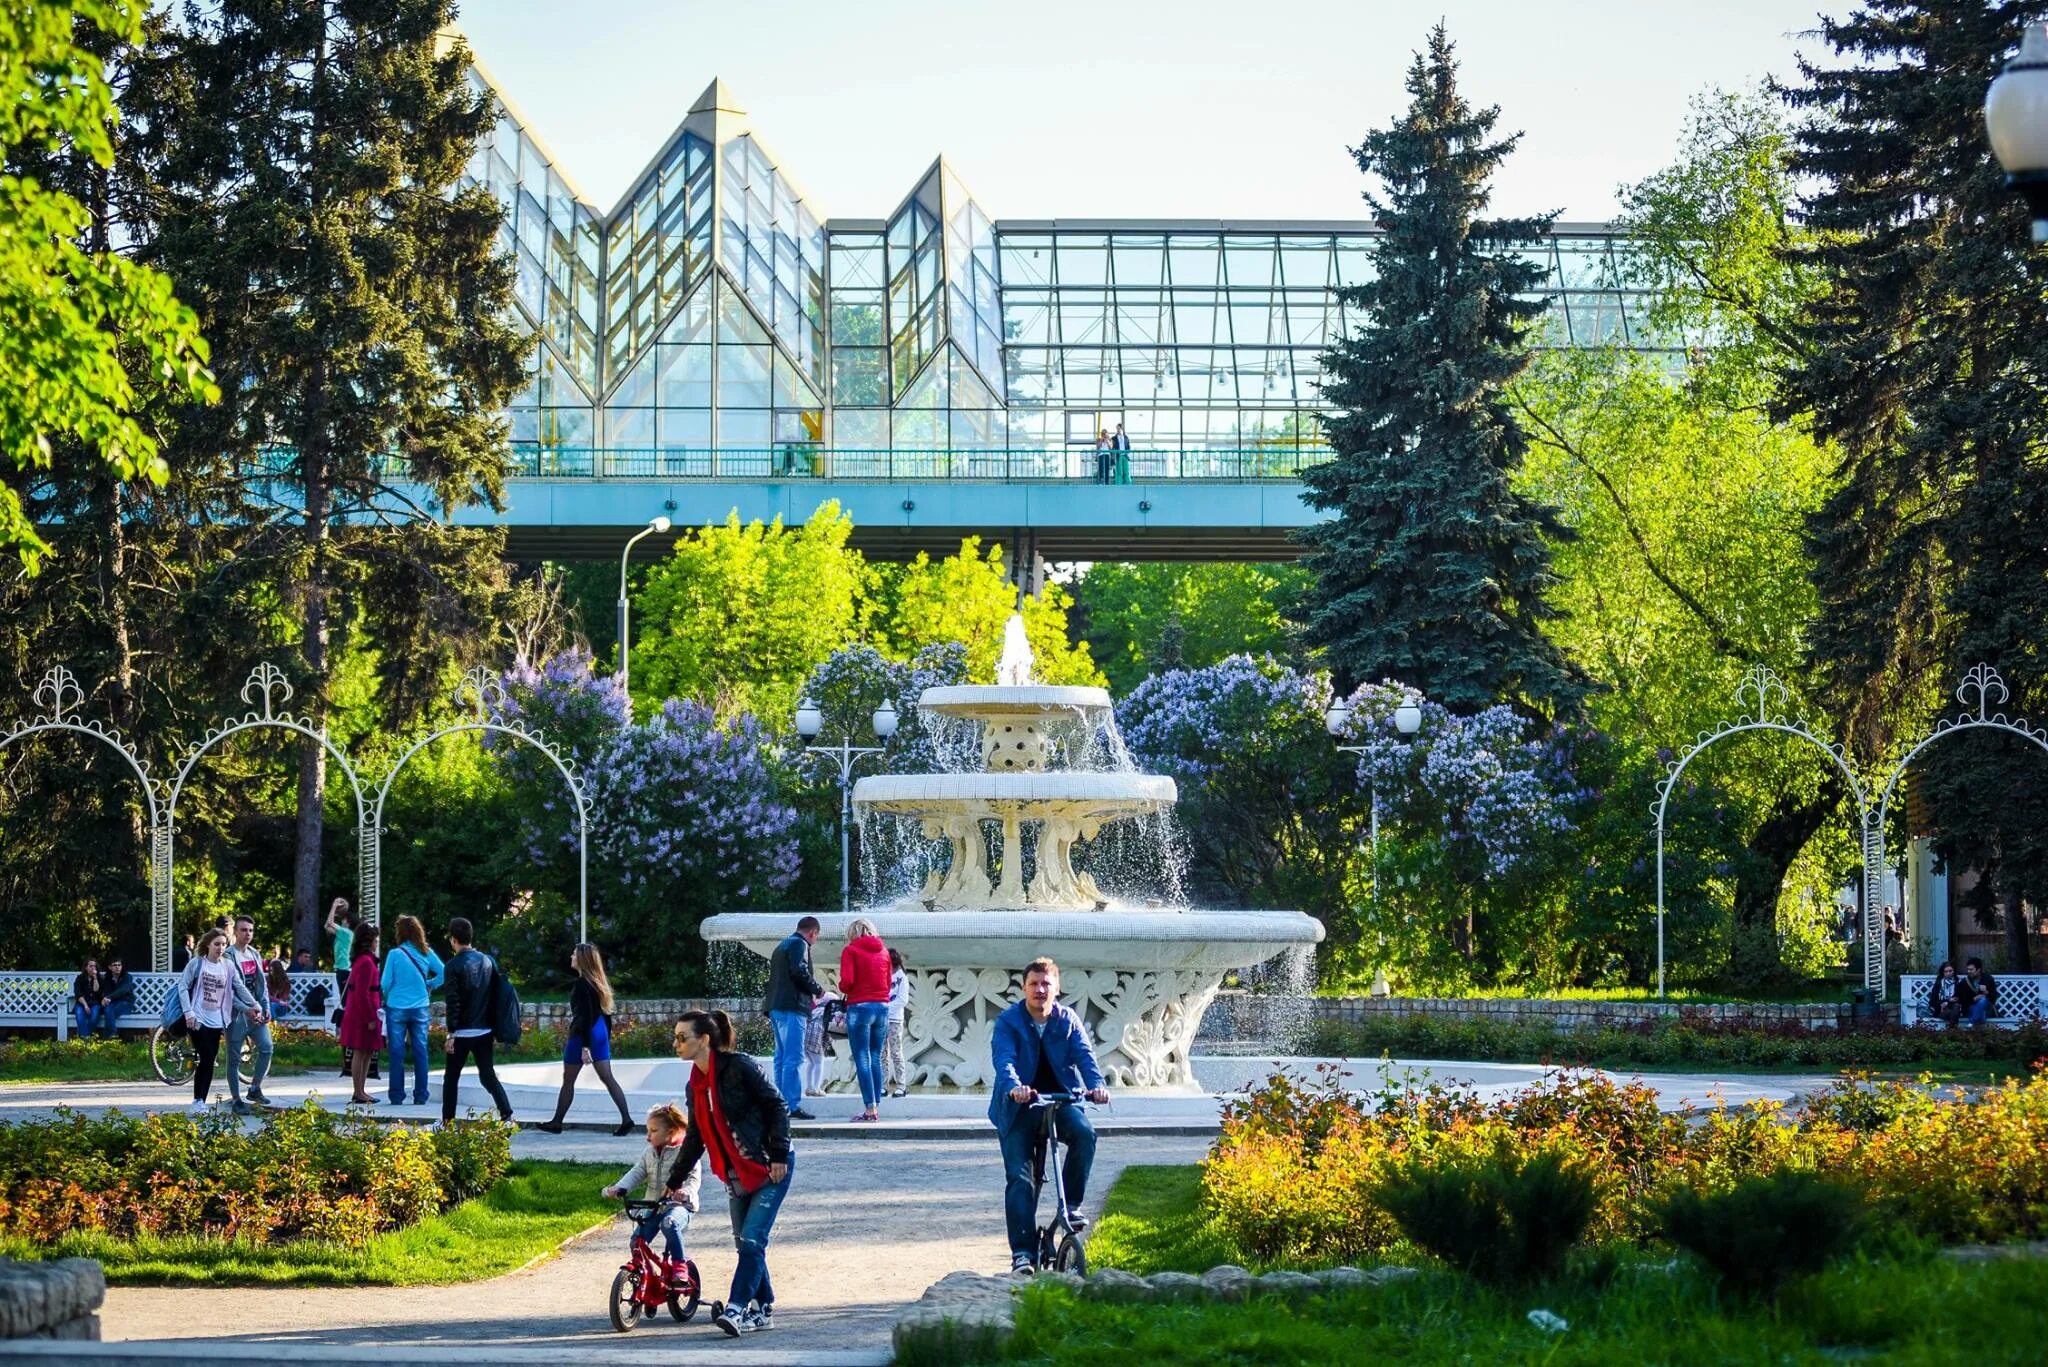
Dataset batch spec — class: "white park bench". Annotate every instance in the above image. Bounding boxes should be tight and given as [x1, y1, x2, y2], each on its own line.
[0, 970, 338, 1041]
[1897, 973, 2048, 1029]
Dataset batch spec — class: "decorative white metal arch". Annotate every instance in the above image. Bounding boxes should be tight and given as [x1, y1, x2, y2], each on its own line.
[0, 666, 172, 969]
[1654, 666, 1868, 998]
[166, 664, 375, 964]
[1871, 663, 2048, 974]
[372, 666, 591, 941]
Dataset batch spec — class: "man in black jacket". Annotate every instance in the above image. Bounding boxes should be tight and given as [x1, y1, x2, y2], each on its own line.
[1964, 958, 1999, 1028]
[99, 959, 135, 1037]
[441, 917, 515, 1123]
[762, 916, 823, 1120]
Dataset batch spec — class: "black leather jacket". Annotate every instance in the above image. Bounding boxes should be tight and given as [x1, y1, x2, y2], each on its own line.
[670, 1050, 792, 1185]
[443, 947, 496, 1034]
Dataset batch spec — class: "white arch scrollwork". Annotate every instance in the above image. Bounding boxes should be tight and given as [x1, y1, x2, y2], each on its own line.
[0, 666, 171, 970]
[166, 664, 375, 963]
[1871, 664, 2048, 985]
[1654, 666, 1870, 998]
[373, 666, 591, 941]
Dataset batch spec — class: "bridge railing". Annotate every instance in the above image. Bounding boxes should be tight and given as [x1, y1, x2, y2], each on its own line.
[502, 446, 1324, 482]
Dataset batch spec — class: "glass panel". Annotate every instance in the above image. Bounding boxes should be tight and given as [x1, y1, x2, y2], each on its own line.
[608, 408, 654, 446]
[832, 347, 887, 406]
[896, 353, 948, 409]
[1058, 296, 1108, 345]
[1110, 236, 1165, 287]
[773, 353, 822, 408]
[610, 344, 657, 408]
[833, 408, 888, 448]
[658, 344, 712, 408]
[832, 295, 885, 345]
[1333, 239, 1375, 288]
[773, 409, 824, 444]
[1172, 294, 1221, 345]
[1223, 239, 1276, 288]
[716, 340, 773, 407]
[832, 243, 884, 290]
[1166, 237, 1219, 288]
[658, 407, 711, 449]
[999, 236, 1053, 286]
[1056, 236, 1109, 286]
[1278, 239, 1333, 289]
[716, 283, 771, 346]
[719, 408, 769, 447]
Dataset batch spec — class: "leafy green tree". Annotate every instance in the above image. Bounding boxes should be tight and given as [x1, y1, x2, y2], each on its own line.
[145, 0, 530, 952]
[869, 537, 1102, 686]
[1298, 24, 1582, 716]
[1781, 0, 2048, 969]
[0, 0, 214, 571]
[1072, 562, 1308, 695]
[632, 503, 870, 724]
[1515, 90, 1848, 981]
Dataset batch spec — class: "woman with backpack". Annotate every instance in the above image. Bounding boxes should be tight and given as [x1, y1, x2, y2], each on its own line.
[338, 924, 385, 1105]
[534, 943, 635, 1136]
[380, 915, 446, 1107]
[177, 927, 262, 1108]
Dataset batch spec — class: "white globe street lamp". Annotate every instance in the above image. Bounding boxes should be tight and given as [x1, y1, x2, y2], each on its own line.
[1987, 24, 2048, 242]
[1327, 688, 1426, 997]
[797, 694, 899, 913]
[616, 515, 671, 716]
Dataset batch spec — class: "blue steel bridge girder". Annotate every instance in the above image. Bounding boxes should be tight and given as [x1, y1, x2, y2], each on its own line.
[407, 478, 1324, 563]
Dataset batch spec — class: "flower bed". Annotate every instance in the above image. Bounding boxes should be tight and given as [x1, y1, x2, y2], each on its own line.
[1202, 1065, 2048, 1266]
[0, 1105, 511, 1249]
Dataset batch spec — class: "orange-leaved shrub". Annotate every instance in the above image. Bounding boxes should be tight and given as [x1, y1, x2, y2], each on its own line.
[0, 1103, 512, 1249]
[1201, 1064, 2048, 1267]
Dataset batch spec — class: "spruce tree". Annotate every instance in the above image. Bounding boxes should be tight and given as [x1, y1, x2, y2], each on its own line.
[145, 0, 529, 951]
[1299, 25, 1583, 716]
[1782, 0, 2048, 969]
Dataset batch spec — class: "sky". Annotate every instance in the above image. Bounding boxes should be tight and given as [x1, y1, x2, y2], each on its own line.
[456, 0, 1841, 225]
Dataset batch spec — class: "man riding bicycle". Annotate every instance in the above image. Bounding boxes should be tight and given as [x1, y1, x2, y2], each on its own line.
[988, 957, 1112, 1276]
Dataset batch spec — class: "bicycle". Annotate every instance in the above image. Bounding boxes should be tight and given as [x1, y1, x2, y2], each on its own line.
[1028, 1093, 1095, 1275]
[608, 1198, 701, 1332]
[149, 1024, 257, 1090]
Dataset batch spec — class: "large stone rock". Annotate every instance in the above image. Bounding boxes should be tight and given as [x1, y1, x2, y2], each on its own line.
[1252, 1270, 1323, 1300]
[1199, 1263, 1257, 1302]
[892, 1270, 1022, 1364]
[1080, 1267, 1152, 1303]
[1145, 1270, 1207, 1301]
[0, 1258, 104, 1341]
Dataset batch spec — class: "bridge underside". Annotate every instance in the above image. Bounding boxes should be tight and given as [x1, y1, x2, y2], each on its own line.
[461, 480, 1322, 563]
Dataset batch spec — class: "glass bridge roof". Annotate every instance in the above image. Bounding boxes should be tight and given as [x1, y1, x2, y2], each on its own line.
[464, 68, 1666, 481]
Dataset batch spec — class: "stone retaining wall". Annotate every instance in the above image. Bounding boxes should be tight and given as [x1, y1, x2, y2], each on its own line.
[1195, 992, 1844, 1042]
[0, 1258, 103, 1340]
[423, 997, 756, 1032]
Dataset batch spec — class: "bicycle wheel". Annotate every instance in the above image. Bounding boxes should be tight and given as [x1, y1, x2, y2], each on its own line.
[667, 1259, 702, 1322]
[150, 1027, 194, 1087]
[1053, 1231, 1088, 1276]
[608, 1268, 643, 1333]
[237, 1035, 258, 1089]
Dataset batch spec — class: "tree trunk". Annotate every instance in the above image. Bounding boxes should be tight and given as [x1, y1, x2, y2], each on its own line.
[2001, 884, 2032, 975]
[1729, 772, 1845, 984]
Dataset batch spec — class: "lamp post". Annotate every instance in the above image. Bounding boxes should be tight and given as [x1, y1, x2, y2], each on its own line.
[1987, 24, 2048, 242]
[797, 695, 900, 914]
[616, 515, 671, 715]
[1326, 692, 1424, 998]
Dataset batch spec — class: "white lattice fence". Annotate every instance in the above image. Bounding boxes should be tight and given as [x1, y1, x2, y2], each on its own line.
[1897, 973, 2048, 1027]
[0, 970, 337, 1039]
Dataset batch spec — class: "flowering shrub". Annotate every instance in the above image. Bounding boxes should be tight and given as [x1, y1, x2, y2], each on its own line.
[1201, 1066, 2048, 1268]
[0, 1105, 513, 1248]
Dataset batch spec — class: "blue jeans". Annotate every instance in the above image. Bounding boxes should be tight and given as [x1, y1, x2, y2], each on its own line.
[72, 1003, 114, 1038]
[386, 1005, 430, 1103]
[226, 1013, 273, 1101]
[845, 1002, 888, 1109]
[726, 1151, 793, 1310]
[1967, 996, 1990, 1027]
[997, 1105, 1096, 1259]
[769, 1010, 807, 1110]
[633, 1204, 693, 1261]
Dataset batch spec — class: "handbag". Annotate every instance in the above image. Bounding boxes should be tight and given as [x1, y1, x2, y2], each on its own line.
[159, 970, 190, 1036]
[488, 958, 523, 1046]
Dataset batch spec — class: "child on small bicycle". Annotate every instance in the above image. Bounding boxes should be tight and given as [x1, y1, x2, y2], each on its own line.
[602, 1102, 703, 1277]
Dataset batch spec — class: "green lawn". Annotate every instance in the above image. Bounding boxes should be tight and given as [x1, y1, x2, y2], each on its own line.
[950, 1163, 2048, 1365]
[1, 1160, 617, 1285]
[1316, 980, 1853, 1005]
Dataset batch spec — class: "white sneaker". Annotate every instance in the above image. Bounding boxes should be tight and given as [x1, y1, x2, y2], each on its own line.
[714, 1303, 750, 1337]
[744, 1301, 774, 1333]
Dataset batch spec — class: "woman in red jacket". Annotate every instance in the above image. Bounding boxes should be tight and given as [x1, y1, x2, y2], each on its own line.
[338, 925, 385, 1105]
[838, 918, 892, 1122]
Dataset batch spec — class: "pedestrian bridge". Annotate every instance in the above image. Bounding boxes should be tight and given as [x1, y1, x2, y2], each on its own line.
[439, 447, 1326, 561]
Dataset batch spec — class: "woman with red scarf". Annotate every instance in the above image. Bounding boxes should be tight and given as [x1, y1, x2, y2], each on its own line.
[668, 1009, 793, 1338]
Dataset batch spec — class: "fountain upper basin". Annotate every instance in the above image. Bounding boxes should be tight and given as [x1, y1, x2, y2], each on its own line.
[919, 684, 1112, 717]
[852, 771, 1175, 811]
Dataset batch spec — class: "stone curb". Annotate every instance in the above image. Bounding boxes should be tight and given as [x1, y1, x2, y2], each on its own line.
[891, 1262, 1419, 1360]
[0, 1259, 104, 1342]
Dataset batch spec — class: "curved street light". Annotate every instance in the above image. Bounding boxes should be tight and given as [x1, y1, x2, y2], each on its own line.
[798, 694, 900, 913]
[616, 515, 672, 717]
[1987, 23, 2048, 241]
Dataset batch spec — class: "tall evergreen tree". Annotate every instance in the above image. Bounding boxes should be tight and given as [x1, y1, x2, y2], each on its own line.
[1782, 0, 2048, 969]
[148, 0, 529, 951]
[1298, 24, 1583, 716]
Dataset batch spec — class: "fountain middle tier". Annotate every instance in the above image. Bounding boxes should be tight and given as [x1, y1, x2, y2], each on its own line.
[853, 772, 1175, 910]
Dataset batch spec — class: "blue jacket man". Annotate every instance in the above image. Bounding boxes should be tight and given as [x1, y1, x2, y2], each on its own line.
[762, 917, 824, 1119]
[989, 957, 1111, 1274]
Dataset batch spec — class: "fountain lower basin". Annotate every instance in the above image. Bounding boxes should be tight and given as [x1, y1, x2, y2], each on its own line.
[702, 907, 1323, 1090]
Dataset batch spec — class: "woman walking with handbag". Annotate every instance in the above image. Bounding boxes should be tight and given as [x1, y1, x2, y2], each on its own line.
[535, 943, 636, 1136]
[339, 925, 385, 1105]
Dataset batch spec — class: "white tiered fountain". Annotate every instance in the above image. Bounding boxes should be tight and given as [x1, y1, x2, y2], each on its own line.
[701, 616, 1323, 1091]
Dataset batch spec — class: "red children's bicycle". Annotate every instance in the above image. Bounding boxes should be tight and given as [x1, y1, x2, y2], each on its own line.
[609, 1198, 702, 1332]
